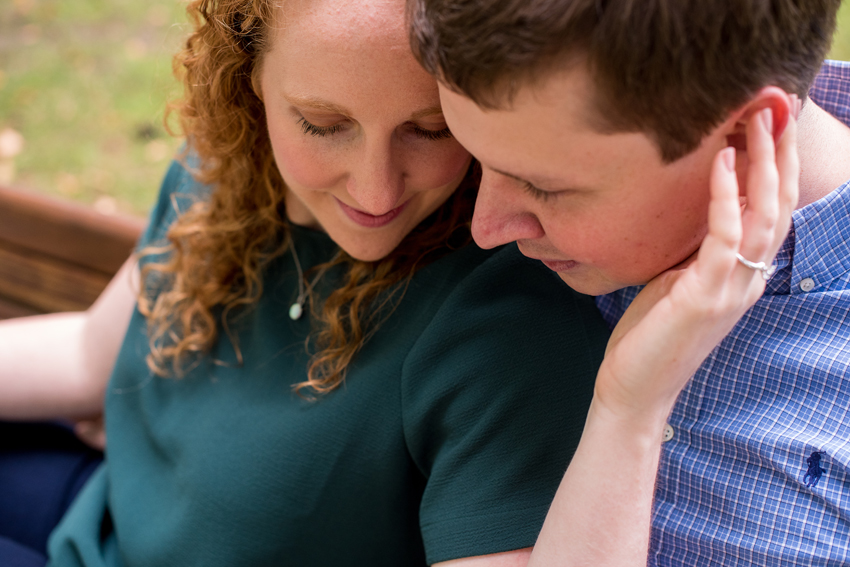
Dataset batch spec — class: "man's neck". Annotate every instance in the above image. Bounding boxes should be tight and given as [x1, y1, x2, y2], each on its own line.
[796, 100, 850, 208]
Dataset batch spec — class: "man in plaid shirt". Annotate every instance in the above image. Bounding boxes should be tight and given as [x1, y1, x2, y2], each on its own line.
[410, 0, 850, 565]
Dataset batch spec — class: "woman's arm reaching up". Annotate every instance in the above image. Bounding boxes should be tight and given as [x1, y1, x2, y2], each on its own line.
[527, 105, 798, 567]
[439, 99, 799, 567]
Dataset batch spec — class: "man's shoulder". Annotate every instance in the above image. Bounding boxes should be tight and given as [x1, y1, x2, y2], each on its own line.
[595, 286, 643, 329]
[810, 60, 850, 127]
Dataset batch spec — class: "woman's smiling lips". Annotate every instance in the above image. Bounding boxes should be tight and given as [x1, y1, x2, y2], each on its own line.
[335, 197, 408, 228]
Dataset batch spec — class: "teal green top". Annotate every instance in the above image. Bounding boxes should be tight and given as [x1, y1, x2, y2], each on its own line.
[48, 161, 610, 566]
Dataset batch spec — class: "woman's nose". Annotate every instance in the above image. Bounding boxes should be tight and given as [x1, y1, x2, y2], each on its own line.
[345, 138, 405, 215]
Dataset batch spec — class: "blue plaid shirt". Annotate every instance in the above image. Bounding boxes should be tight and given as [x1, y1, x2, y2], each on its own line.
[596, 60, 850, 566]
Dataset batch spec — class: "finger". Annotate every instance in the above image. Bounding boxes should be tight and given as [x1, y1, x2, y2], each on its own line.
[738, 108, 779, 267]
[730, 107, 783, 293]
[773, 108, 799, 253]
[75, 420, 107, 451]
[693, 147, 741, 294]
[789, 94, 802, 121]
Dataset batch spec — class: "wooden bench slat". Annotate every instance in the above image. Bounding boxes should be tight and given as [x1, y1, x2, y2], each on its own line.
[0, 296, 39, 319]
[0, 240, 113, 314]
[0, 185, 145, 274]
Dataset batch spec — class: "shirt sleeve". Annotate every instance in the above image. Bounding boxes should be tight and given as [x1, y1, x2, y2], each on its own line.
[136, 157, 209, 253]
[401, 245, 610, 565]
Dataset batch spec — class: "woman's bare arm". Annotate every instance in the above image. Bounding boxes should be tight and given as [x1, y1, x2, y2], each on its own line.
[0, 255, 139, 420]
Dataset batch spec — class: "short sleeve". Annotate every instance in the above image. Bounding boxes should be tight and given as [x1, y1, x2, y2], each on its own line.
[401, 246, 610, 564]
[137, 157, 209, 253]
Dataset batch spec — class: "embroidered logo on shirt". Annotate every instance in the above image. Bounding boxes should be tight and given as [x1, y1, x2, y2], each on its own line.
[803, 451, 827, 487]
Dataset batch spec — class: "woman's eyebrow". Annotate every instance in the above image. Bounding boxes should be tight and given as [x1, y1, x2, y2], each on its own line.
[283, 95, 442, 122]
[409, 106, 444, 120]
[283, 94, 351, 115]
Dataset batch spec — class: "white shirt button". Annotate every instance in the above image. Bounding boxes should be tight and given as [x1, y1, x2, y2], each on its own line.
[662, 424, 675, 442]
[800, 278, 816, 292]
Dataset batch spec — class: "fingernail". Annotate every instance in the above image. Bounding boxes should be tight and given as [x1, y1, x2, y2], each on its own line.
[761, 108, 773, 134]
[723, 147, 736, 172]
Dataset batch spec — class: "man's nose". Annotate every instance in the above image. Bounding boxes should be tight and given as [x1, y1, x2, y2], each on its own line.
[471, 168, 546, 249]
[346, 138, 405, 215]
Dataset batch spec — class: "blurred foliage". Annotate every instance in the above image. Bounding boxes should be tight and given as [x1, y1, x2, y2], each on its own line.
[0, 0, 186, 217]
[0, 1, 850, 219]
[830, 1, 850, 62]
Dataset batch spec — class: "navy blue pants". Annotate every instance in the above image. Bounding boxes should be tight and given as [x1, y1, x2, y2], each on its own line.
[0, 422, 103, 566]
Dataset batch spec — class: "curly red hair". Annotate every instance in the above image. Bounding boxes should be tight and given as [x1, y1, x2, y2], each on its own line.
[138, 0, 476, 395]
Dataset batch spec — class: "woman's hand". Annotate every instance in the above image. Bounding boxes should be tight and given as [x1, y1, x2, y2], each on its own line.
[597, 103, 800, 425]
[75, 416, 106, 451]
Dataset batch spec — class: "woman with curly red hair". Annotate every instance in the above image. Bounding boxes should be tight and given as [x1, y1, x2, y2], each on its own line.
[0, 0, 609, 565]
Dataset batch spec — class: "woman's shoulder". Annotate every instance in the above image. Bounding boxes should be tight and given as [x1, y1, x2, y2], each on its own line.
[400, 242, 610, 384]
[138, 157, 211, 250]
[398, 243, 609, 564]
[410, 242, 601, 326]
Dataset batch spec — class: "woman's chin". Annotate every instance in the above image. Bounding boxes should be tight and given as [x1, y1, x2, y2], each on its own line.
[339, 244, 397, 263]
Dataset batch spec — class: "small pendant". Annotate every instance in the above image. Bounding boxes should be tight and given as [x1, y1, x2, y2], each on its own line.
[289, 302, 303, 320]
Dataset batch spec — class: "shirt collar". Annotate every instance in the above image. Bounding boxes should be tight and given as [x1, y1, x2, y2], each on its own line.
[781, 179, 850, 295]
[765, 60, 850, 295]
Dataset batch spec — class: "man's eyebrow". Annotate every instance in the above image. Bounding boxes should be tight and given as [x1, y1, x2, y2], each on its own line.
[491, 167, 534, 185]
[491, 167, 572, 190]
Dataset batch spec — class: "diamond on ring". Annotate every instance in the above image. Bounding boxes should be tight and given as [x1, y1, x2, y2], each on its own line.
[736, 253, 777, 281]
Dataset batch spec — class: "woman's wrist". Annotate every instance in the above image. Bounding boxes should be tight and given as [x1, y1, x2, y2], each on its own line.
[586, 383, 675, 447]
[590, 360, 681, 434]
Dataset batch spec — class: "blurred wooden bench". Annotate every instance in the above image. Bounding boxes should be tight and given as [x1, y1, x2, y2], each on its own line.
[0, 185, 145, 320]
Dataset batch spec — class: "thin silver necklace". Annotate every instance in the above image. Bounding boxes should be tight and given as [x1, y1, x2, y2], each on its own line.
[288, 241, 330, 320]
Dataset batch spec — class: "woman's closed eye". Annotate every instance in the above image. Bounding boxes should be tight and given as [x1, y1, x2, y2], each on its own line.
[410, 124, 453, 141]
[298, 116, 344, 137]
[297, 115, 453, 142]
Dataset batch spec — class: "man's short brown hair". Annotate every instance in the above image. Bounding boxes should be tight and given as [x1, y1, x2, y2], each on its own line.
[409, 0, 841, 162]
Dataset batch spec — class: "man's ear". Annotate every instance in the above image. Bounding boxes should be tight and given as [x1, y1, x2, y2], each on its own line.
[725, 86, 799, 152]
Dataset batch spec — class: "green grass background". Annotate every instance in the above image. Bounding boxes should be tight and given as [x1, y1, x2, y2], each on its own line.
[833, 2, 850, 62]
[0, 0, 186, 216]
[1, 1, 850, 218]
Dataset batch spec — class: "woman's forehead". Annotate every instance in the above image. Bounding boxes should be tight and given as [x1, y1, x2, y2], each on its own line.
[264, 0, 418, 86]
[276, 0, 406, 41]
[260, 0, 439, 122]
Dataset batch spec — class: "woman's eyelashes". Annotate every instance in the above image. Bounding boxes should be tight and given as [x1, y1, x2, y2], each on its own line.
[411, 125, 453, 141]
[296, 116, 453, 141]
[298, 117, 343, 137]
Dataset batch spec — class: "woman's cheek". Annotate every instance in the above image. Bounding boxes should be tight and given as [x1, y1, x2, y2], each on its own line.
[270, 132, 342, 191]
